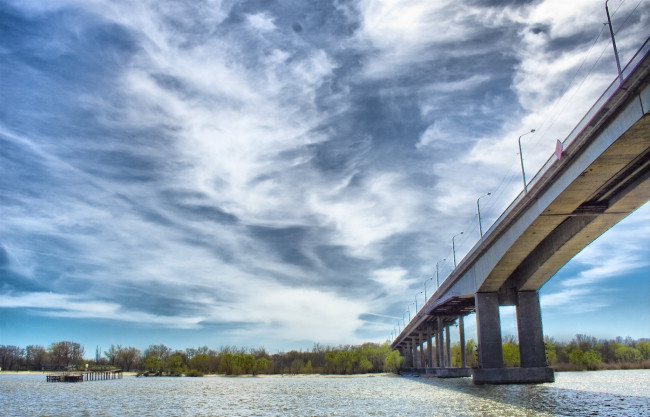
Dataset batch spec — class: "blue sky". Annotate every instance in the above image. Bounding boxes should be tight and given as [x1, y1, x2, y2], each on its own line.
[1, 0, 648, 355]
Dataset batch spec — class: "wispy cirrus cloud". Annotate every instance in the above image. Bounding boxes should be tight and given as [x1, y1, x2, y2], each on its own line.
[1, 0, 648, 350]
[0, 291, 205, 329]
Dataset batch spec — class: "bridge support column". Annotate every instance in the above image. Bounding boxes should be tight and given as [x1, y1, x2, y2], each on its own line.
[475, 292, 503, 369]
[436, 317, 444, 367]
[413, 338, 418, 368]
[411, 340, 417, 368]
[517, 291, 548, 368]
[413, 334, 418, 368]
[419, 332, 425, 368]
[432, 316, 472, 378]
[445, 326, 451, 368]
[459, 315, 466, 369]
[404, 340, 410, 368]
[472, 291, 554, 384]
[427, 325, 433, 368]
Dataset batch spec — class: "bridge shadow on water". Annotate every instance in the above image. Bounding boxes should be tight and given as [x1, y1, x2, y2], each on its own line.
[403, 373, 649, 416]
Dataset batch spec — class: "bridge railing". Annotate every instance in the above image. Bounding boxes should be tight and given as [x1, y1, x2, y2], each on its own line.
[525, 36, 650, 194]
[433, 36, 650, 295]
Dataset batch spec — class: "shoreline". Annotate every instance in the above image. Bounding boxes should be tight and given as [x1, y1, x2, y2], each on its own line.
[0, 370, 394, 378]
[3, 369, 650, 378]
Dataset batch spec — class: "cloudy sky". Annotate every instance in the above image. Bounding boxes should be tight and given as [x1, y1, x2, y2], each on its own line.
[1, 0, 648, 354]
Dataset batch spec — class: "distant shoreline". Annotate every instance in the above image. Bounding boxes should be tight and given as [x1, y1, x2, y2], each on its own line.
[0, 370, 396, 378]
[3, 369, 650, 377]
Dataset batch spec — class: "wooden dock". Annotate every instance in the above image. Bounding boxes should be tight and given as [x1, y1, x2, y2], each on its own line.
[46, 370, 123, 382]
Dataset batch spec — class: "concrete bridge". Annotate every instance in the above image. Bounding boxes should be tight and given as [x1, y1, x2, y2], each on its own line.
[391, 39, 650, 384]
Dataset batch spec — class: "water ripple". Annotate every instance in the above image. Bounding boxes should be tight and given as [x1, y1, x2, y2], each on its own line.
[1, 370, 648, 416]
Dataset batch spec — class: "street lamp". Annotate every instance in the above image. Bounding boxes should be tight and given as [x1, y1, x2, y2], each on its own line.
[414, 290, 423, 311]
[518, 129, 536, 192]
[407, 305, 411, 321]
[477, 192, 491, 238]
[452, 232, 463, 267]
[606, 0, 623, 85]
[435, 258, 446, 287]
[424, 277, 433, 299]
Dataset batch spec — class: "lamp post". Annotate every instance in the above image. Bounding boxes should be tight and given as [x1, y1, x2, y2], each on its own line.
[452, 232, 463, 268]
[606, 0, 623, 85]
[477, 192, 491, 238]
[424, 277, 433, 299]
[414, 290, 423, 311]
[518, 129, 536, 192]
[435, 258, 446, 288]
[407, 305, 411, 321]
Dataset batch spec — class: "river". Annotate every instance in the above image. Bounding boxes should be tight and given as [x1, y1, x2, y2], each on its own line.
[1, 370, 649, 416]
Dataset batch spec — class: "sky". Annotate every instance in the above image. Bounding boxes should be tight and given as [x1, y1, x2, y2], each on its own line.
[1, 0, 649, 356]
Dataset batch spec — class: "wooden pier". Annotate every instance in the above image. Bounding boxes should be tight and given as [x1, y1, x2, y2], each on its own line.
[46, 370, 123, 382]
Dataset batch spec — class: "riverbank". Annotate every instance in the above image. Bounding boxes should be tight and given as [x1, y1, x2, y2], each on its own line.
[0, 370, 393, 378]
[0, 370, 140, 376]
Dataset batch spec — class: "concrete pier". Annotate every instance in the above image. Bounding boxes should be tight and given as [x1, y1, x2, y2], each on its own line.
[475, 292, 503, 369]
[445, 325, 451, 368]
[426, 325, 433, 368]
[472, 367, 554, 384]
[459, 315, 466, 368]
[436, 367, 471, 378]
[473, 291, 553, 384]
[517, 291, 547, 368]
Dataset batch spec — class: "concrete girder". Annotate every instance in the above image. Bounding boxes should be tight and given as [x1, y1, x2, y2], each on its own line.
[479, 96, 650, 293]
[503, 116, 650, 292]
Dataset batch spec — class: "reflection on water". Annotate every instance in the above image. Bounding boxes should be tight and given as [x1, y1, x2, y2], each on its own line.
[1, 370, 649, 416]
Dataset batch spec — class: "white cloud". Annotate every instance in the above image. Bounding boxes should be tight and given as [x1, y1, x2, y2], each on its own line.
[355, 0, 483, 77]
[371, 267, 410, 292]
[541, 288, 611, 314]
[246, 12, 277, 32]
[307, 172, 425, 257]
[0, 292, 205, 329]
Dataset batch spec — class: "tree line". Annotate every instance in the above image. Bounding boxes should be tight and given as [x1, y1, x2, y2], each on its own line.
[543, 334, 650, 371]
[0, 341, 84, 372]
[443, 335, 650, 371]
[0, 341, 403, 376]
[2, 335, 647, 375]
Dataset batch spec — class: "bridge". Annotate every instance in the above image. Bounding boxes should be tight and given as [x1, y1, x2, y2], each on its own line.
[391, 39, 650, 384]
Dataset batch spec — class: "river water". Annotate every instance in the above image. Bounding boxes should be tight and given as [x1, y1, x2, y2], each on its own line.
[1, 370, 649, 416]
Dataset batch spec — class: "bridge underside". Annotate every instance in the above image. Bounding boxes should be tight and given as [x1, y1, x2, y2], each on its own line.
[485, 113, 650, 295]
